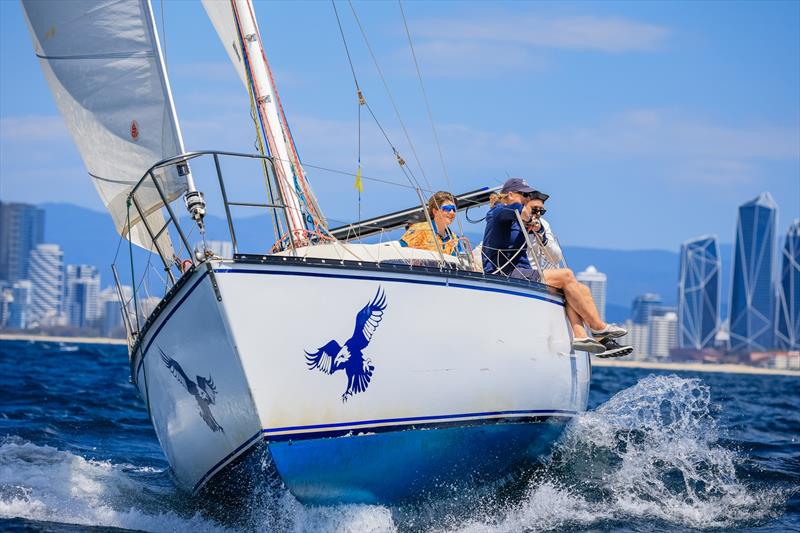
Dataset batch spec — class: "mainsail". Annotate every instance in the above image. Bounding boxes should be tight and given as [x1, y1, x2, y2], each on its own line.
[201, 0, 329, 245]
[21, 0, 191, 254]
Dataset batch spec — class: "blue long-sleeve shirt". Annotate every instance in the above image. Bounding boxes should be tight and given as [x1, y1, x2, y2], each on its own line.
[481, 202, 531, 275]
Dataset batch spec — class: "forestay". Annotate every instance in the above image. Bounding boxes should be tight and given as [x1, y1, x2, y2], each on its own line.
[20, 0, 190, 254]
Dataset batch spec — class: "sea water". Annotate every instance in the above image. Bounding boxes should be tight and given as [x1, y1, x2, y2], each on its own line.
[0, 339, 797, 532]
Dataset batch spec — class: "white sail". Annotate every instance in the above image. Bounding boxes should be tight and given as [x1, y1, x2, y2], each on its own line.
[21, 0, 190, 254]
[202, 0, 328, 245]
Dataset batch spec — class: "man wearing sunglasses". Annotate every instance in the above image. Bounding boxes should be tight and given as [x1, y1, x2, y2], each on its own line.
[483, 178, 631, 357]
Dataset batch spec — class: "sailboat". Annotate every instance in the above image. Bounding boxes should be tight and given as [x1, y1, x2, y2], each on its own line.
[21, 0, 591, 505]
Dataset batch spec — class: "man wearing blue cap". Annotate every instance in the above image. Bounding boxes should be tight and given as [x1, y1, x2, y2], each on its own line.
[482, 178, 631, 357]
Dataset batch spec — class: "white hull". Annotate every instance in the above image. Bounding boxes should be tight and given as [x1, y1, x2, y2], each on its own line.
[133, 257, 590, 503]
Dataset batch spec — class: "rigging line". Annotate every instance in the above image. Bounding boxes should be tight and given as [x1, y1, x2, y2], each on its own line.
[398, 0, 450, 191]
[331, 0, 361, 93]
[271, 155, 431, 192]
[347, 0, 431, 191]
[330, 0, 421, 195]
[398, 0, 469, 244]
[331, 0, 363, 222]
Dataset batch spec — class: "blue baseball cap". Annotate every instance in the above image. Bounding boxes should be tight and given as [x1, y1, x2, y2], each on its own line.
[500, 177, 536, 194]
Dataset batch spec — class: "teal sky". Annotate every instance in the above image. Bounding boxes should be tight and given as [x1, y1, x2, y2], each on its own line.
[1, 0, 798, 250]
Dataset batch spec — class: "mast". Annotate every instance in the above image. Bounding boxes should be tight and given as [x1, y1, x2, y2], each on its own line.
[227, 0, 326, 247]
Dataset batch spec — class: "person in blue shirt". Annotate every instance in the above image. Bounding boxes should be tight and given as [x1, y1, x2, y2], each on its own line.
[482, 178, 631, 357]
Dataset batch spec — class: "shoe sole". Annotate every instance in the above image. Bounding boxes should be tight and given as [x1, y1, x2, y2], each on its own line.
[594, 345, 634, 358]
[572, 342, 606, 354]
[593, 331, 627, 340]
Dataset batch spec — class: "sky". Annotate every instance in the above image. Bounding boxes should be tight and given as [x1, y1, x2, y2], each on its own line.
[1, 0, 798, 251]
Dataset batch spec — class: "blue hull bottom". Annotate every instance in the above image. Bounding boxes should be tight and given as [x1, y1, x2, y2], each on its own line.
[267, 418, 569, 505]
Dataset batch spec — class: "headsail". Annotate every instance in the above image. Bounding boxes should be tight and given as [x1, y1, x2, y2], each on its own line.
[20, 0, 191, 254]
[202, 0, 329, 247]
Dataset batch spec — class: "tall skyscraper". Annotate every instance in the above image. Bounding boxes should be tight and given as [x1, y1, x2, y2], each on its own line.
[650, 311, 678, 358]
[28, 244, 64, 327]
[7, 280, 33, 330]
[775, 220, 800, 350]
[0, 202, 45, 282]
[678, 235, 721, 350]
[65, 265, 101, 328]
[577, 265, 607, 321]
[631, 293, 662, 325]
[729, 192, 777, 352]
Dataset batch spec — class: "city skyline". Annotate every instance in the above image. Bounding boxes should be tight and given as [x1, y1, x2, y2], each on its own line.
[1, 1, 798, 251]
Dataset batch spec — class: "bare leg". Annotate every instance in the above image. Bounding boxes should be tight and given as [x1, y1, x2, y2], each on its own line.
[543, 269, 605, 330]
[565, 302, 587, 338]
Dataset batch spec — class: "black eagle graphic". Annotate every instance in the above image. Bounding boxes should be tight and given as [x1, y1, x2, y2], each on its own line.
[159, 347, 224, 433]
[305, 288, 387, 402]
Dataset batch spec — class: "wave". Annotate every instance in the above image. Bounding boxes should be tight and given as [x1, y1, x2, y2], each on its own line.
[453, 374, 788, 532]
[0, 436, 395, 532]
[0, 375, 788, 532]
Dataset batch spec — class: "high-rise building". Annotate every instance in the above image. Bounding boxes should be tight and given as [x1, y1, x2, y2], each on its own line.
[7, 280, 33, 329]
[64, 265, 101, 328]
[650, 311, 678, 358]
[0, 281, 13, 327]
[631, 293, 662, 325]
[99, 285, 133, 338]
[0, 202, 45, 282]
[678, 235, 721, 350]
[729, 192, 777, 352]
[28, 244, 65, 327]
[577, 265, 607, 321]
[775, 220, 800, 350]
[622, 320, 650, 360]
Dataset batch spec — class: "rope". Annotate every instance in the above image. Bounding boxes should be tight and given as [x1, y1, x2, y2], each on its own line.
[398, 0, 450, 191]
[330, 1, 364, 222]
[347, 0, 431, 192]
[331, 0, 426, 197]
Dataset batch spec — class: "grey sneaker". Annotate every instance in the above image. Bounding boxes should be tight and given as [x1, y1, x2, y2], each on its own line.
[572, 337, 606, 354]
[591, 323, 628, 339]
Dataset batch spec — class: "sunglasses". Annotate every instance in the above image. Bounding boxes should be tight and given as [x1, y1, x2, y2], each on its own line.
[439, 205, 457, 213]
[530, 207, 547, 216]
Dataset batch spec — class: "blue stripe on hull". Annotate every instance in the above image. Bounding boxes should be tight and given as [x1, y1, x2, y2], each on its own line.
[266, 418, 568, 505]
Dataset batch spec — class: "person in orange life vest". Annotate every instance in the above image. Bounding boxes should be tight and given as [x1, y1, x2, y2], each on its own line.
[400, 191, 461, 256]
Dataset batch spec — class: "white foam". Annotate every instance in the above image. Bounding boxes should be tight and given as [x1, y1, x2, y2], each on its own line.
[451, 374, 786, 532]
[0, 436, 231, 532]
[0, 436, 398, 532]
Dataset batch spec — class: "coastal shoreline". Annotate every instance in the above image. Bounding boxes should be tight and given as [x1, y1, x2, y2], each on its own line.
[593, 358, 800, 377]
[2, 333, 797, 377]
[0, 333, 127, 346]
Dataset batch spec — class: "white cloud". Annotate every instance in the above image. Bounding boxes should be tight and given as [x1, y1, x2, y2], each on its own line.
[412, 13, 669, 52]
[395, 12, 669, 77]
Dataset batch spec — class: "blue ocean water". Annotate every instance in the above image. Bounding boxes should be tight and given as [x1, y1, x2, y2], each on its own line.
[0, 339, 797, 532]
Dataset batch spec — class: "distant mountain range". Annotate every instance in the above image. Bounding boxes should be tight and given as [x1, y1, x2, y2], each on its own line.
[41, 203, 732, 324]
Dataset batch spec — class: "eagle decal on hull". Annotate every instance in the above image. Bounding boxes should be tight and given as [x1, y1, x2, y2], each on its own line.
[160, 347, 224, 433]
[305, 288, 387, 402]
